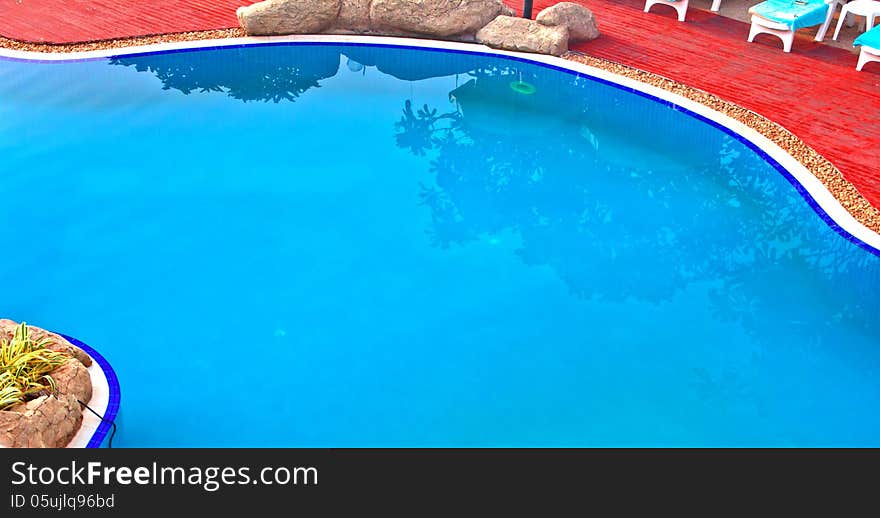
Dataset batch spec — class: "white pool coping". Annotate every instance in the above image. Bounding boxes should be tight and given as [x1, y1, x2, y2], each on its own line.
[1, 34, 877, 253]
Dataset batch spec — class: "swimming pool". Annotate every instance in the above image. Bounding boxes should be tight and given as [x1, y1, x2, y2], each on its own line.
[2, 40, 879, 447]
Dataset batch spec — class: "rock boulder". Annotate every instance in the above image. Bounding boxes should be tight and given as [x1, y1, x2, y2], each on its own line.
[235, 0, 587, 56]
[50, 359, 93, 404]
[236, 0, 342, 36]
[476, 15, 569, 56]
[369, 0, 513, 37]
[536, 2, 599, 42]
[334, 0, 374, 32]
[0, 395, 83, 448]
[370, 0, 513, 37]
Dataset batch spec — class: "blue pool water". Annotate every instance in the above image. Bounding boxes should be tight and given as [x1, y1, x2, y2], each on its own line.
[2, 43, 879, 446]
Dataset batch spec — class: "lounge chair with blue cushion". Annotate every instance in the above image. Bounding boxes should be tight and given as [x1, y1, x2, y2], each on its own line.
[855, 24, 880, 70]
[747, 0, 844, 52]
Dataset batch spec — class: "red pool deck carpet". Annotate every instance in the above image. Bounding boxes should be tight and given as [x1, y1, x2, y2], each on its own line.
[1, 0, 878, 208]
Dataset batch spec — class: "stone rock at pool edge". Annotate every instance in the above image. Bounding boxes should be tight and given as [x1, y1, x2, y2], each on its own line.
[334, 0, 374, 33]
[51, 359, 93, 404]
[237, 0, 342, 36]
[476, 15, 570, 56]
[0, 395, 84, 448]
[536, 2, 599, 43]
[370, 0, 514, 37]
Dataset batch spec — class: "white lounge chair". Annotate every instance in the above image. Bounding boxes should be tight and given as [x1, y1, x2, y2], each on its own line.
[855, 24, 880, 70]
[644, 0, 689, 22]
[747, 0, 844, 52]
[643, 0, 723, 21]
[833, 0, 880, 40]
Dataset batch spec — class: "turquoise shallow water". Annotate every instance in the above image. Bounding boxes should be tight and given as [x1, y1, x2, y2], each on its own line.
[1, 43, 879, 446]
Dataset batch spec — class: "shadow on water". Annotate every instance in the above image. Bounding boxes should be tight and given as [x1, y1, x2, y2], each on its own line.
[110, 43, 880, 353]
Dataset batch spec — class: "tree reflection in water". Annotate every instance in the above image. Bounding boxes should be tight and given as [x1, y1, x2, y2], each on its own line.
[392, 62, 880, 356]
[110, 46, 344, 103]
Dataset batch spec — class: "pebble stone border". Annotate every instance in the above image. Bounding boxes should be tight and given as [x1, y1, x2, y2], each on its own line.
[1, 29, 878, 234]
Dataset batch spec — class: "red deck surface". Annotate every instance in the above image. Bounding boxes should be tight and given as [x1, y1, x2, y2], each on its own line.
[0, 0, 256, 43]
[1, 0, 878, 207]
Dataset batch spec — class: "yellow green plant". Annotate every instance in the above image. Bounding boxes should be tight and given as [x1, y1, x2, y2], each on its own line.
[0, 322, 70, 411]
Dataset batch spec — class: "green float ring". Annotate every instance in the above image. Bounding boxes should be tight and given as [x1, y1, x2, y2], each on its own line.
[509, 80, 537, 95]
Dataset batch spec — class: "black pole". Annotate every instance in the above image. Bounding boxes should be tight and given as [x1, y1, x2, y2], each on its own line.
[522, 0, 533, 19]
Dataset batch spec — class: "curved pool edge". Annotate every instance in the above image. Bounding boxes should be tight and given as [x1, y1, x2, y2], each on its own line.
[59, 334, 121, 448]
[1, 34, 878, 257]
